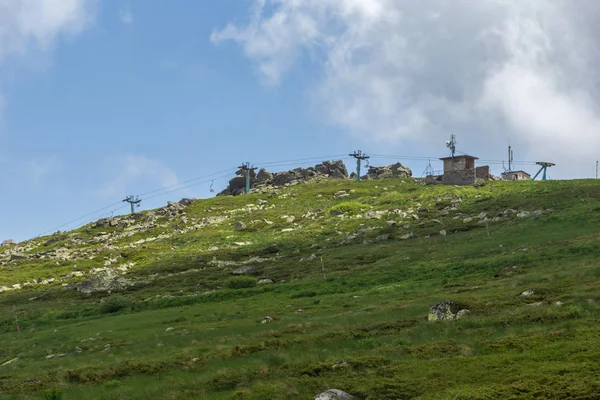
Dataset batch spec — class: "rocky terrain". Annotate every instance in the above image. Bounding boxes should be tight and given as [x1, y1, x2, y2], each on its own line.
[218, 160, 412, 196]
[0, 171, 599, 399]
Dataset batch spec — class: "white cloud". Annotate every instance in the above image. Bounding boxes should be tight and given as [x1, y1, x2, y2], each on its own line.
[118, 6, 133, 25]
[212, 0, 600, 178]
[0, 0, 95, 120]
[28, 157, 62, 185]
[0, 0, 94, 62]
[96, 155, 182, 198]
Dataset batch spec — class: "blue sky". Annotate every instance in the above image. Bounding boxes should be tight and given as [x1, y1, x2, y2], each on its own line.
[2, 0, 599, 242]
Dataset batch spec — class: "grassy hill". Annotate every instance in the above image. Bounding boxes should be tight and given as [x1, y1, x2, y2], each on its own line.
[1, 177, 600, 399]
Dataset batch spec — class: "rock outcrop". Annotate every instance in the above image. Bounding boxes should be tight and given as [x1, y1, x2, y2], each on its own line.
[362, 163, 412, 180]
[218, 160, 412, 196]
[427, 301, 470, 321]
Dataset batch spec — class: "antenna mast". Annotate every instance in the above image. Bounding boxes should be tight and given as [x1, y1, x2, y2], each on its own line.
[422, 157, 435, 177]
[446, 134, 457, 160]
[508, 142, 514, 172]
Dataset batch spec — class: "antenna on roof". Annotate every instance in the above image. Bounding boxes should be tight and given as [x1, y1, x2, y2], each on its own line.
[445, 134, 457, 160]
[508, 141, 514, 172]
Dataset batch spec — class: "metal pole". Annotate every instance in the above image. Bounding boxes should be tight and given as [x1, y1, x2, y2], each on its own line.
[542, 166, 547, 181]
[245, 168, 250, 194]
[596, 161, 598, 179]
[130, 202, 134, 214]
[356, 157, 361, 183]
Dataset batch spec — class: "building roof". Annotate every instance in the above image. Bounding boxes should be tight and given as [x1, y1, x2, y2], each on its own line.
[504, 170, 530, 175]
[439, 155, 479, 161]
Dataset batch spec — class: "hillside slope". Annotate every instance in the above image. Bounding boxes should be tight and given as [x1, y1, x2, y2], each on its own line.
[1, 177, 600, 399]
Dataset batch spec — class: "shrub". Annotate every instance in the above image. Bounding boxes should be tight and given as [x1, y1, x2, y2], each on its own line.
[100, 295, 131, 314]
[329, 201, 369, 216]
[228, 276, 257, 289]
[43, 389, 63, 400]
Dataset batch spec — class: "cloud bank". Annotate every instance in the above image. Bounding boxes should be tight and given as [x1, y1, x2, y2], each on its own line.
[212, 0, 600, 177]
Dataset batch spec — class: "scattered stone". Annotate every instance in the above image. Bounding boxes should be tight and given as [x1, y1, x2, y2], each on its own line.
[234, 221, 247, 231]
[334, 190, 349, 199]
[439, 230, 447, 236]
[295, 309, 304, 313]
[192, 358, 201, 362]
[400, 232, 414, 240]
[428, 301, 469, 322]
[417, 206, 429, 213]
[258, 279, 273, 285]
[463, 217, 473, 224]
[555, 301, 563, 306]
[315, 389, 356, 400]
[521, 289, 535, 297]
[517, 211, 531, 218]
[332, 361, 349, 369]
[1, 358, 19, 366]
[262, 316, 274, 324]
[75, 347, 83, 353]
[527, 302, 544, 307]
[386, 221, 397, 227]
[45, 353, 67, 359]
[165, 327, 175, 332]
[231, 265, 257, 276]
[456, 309, 471, 319]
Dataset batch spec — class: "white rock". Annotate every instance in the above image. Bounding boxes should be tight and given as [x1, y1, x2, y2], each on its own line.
[165, 327, 175, 332]
[2, 358, 19, 366]
[262, 316, 274, 324]
[521, 289, 535, 297]
[315, 389, 356, 400]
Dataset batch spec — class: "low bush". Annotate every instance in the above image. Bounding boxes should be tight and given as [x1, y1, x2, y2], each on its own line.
[228, 276, 257, 289]
[100, 295, 131, 314]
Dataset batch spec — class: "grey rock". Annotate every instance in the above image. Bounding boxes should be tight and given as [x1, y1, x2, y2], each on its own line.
[428, 301, 468, 322]
[517, 211, 531, 218]
[258, 279, 273, 285]
[165, 327, 175, 332]
[231, 265, 257, 276]
[235, 221, 247, 231]
[521, 289, 535, 297]
[262, 316, 274, 324]
[315, 389, 356, 400]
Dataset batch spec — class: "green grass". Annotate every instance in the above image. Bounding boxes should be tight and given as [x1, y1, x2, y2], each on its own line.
[2, 179, 600, 399]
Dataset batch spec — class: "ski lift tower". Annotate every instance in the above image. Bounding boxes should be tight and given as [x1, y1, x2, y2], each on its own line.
[123, 195, 142, 214]
[531, 162, 555, 181]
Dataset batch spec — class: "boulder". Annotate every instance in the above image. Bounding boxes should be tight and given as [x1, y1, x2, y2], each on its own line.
[258, 279, 274, 285]
[315, 389, 356, 400]
[231, 265, 257, 276]
[75, 269, 134, 294]
[428, 301, 470, 322]
[262, 316, 274, 324]
[235, 221, 247, 231]
[256, 168, 273, 183]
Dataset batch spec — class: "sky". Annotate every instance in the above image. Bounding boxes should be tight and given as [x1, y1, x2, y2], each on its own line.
[1, 0, 600, 242]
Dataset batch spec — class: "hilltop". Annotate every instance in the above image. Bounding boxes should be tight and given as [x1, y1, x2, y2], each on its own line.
[1, 163, 600, 399]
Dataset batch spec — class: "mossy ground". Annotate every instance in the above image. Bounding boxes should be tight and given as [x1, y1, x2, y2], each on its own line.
[2, 179, 600, 399]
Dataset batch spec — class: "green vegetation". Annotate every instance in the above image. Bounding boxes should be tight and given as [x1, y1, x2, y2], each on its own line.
[2, 178, 600, 399]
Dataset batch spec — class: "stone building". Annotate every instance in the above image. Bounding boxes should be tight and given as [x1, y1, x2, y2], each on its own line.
[501, 170, 531, 181]
[426, 155, 491, 185]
